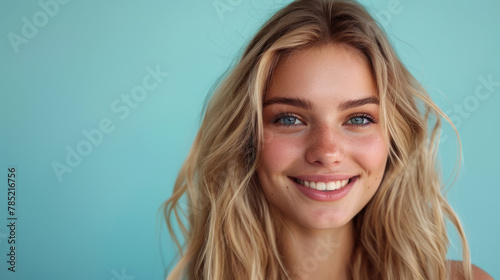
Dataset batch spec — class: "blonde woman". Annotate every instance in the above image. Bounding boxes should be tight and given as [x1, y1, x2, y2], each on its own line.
[164, 0, 493, 279]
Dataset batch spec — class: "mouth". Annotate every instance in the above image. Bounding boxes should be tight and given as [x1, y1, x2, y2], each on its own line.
[290, 177, 354, 192]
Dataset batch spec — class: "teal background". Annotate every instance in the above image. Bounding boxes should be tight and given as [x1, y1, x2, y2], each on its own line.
[0, 0, 498, 279]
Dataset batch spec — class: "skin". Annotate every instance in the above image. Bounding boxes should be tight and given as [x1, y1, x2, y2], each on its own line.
[257, 43, 388, 279]
[449, 261, 494, 280]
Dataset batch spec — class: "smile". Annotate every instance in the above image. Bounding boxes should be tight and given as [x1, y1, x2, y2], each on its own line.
[292, 177, 351, 192]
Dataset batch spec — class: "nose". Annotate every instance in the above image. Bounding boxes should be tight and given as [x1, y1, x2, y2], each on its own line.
[305, 125, 345, 167]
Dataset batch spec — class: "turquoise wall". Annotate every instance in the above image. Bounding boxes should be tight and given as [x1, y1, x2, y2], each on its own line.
[0, 0, 498, 279]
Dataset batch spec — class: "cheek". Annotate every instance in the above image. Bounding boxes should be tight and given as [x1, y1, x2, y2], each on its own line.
[349, 132, 388, 176]
[257, 131, 301, 201]
[260, 130, 302, 172]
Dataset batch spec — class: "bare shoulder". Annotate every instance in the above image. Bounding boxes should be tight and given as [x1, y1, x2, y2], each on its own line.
[448, 260, 494, 280]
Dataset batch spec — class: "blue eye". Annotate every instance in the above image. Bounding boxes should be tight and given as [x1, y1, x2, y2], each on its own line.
[273, 114, 303, 126]
[281, 116, 299, 125]
[345, 114, 375, 126]
[349, 117, 367, 125]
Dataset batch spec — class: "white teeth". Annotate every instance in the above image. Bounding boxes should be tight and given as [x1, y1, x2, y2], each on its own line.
[296, 178, 350, 191]
[310, 181, 316, 190]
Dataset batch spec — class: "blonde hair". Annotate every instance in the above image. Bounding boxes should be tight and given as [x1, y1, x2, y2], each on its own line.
[163, 0, 471, 279]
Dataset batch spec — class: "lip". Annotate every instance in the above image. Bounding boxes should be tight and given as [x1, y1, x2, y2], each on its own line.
[289, 175, 358, 202]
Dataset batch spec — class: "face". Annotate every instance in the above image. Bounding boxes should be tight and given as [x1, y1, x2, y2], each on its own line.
[257, 44, 389, 231]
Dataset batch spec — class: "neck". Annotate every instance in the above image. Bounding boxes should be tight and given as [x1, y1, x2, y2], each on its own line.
[278, 221, 354, 280]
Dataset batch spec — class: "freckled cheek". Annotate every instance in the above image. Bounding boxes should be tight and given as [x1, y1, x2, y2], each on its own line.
[346, 133, 388, 174]
[260, 131, 303, 171]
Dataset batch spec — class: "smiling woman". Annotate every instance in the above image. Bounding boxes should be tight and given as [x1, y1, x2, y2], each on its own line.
[258, 45, 387, 234]
[163, 0, 493, 279]
[256, 45, 389, 279]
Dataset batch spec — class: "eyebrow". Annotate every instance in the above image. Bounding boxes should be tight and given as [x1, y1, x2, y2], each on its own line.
[263, 97, 313, 109]
[262, 96, 379, 110]
[337, 96, 379, 110]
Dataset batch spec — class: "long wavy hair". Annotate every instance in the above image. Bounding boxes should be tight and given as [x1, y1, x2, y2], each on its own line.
[163, 0, 471, 279]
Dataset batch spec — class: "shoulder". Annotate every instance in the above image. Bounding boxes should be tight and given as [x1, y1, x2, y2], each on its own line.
[448, 260, 494, 280]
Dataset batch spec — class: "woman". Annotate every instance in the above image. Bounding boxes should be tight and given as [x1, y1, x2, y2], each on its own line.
[164, 0, 493, 279]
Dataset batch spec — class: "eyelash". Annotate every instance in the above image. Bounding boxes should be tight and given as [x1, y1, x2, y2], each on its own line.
[344, 113, 377, 127]
[272, 113, 303, 127]
[271, 112, 376, 127]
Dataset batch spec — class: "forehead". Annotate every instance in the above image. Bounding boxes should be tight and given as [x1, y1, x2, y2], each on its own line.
[279, 43, 369, 69]
[266, 43, 376, 102]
